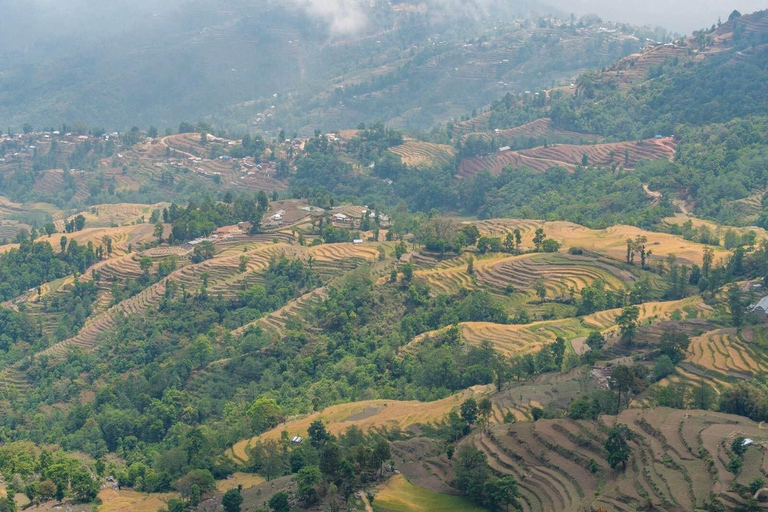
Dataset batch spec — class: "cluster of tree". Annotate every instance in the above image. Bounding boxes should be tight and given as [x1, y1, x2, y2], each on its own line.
[346, 122, 404, 163]
[229, 134, 267, 159]
[63, 215, 86, 233]
[247, 422, 392, 509]
[45, 278, 99, 341]
[164, 193, 268, 244]
[0, 240, 85, 301]
[453, 445, 519, 511]
[0, 443, 99, 505]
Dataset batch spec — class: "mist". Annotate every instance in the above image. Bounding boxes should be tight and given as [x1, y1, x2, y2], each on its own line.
[0, 0, 184, 50]
[541, 0, 767, 34]
[282, 0, 767, 37]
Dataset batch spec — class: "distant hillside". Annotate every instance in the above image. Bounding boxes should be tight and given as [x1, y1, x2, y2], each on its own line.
[0, 1, 660, 135]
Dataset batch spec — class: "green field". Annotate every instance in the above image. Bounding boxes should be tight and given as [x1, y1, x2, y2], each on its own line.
[373, 475, 488, 512]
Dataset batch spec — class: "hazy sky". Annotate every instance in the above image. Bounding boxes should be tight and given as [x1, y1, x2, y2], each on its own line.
[0, 0, 765, 48]
[544, 0, 768, 34]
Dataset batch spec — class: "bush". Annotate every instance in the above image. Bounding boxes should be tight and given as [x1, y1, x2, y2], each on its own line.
[541, 239, 560, 252]
[652, 355, 675, 381]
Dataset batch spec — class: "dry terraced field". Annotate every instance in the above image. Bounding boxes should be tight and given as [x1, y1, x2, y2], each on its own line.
[457, 137, 676, 177]
[469, 407, 768, 512]
[388, 140, 457, 168]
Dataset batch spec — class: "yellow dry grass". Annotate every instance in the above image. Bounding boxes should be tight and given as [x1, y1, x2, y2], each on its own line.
[0, 224, 158, 256]
[58, 202, 169, 230]
[98, 489, 178, 512]
[686, 328, 765, 375]
[231, 386, 491, 461]
[665, 214, 768, 239]
[217, 472, 265, 492]
[405, 295, 713, 358]
[473, 219, 730, 266]
[388, 140, 457, 168]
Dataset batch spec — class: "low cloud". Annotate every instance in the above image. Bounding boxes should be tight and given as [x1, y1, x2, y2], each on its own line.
[284, 0, 369, 36]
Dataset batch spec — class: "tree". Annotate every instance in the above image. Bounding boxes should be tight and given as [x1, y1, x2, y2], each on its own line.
[604, 424, 633, 470]
[191, 241, 215, 263]
[625, 238, 635, 264]
[308, 420, 330, 449]
[616, 305, 639, 347]
[102, 235, 113, 256]
[460, 397, 478, 426]
[394, 241, 407, 260]
[514, 229, 521, 250]
[658, 329, 690, 363]
[728, 284, 745, 329]
[319, 443, 341, 477]
[533, 281, 547, 302]
[295, 466, 321, 506]
[139, 256, 153, 274]
[71, 468, 99, 501]
[635, 236, 648, 268]
[222, 486, 244, 512]
[268, 492, 290, 512]
[466, 256, 474, 276]
[372, 439, 391, 476]
[732, 436, 748, 457]
[73, 214, 86, 232]
[153, 222, 164, 243]
[477, 397, 492, 430]
[484, 475, 518, 512]
[401, 263, 414, 283]
[652, 355, 675, 380]
[239, 255, 249, 273]
[453, 445, 489, 502]
[585, 331, 604, 351]
[541, 238, 560, 252]
[532, 228, 546, 251]
[60, 236, 68, 253]
[581, 153, 588, 166]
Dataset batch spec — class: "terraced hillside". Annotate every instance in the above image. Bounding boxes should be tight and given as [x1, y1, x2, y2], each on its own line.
[653, 324, 768, 395]
[457, 137, 676, 177]
[467, 407, 768, 512]
[472, 219, 728, 265]
[403, 294, 713, 361]
[55, 203, 169, 230]
[461, 118, 603, 145]
[230, 386, 491, 463]
[0, 238, 386, 393]
[388, 140, 457, 168]
[413, 252, 637, 301]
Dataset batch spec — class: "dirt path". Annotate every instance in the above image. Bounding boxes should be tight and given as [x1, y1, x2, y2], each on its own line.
[159, 136, 198, 160]
[359, 491, 375, 512]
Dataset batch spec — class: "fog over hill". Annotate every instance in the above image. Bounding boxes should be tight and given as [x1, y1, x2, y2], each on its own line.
[544, 0, 767, 34]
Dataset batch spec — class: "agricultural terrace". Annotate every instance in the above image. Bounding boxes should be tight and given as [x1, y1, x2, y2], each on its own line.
[230, 386, 491, 462]
[469, 407, 768, 512]
[55, 202, 170, 230]
[0, 240, 386, 393]
[460, 118, 603, 145]
[388, 140, 457, 168]
[0, 223, 161, 256]
[664, 213, 768, 242]
[404, 295, 713, 360]
[472, 219, 729, 265]
[413, 252, 635, 299]
[457, 137, 676, 178]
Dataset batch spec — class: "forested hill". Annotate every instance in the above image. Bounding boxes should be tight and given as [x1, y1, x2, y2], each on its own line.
[0, 0, 663, 135]
[406, 9, 768, 229]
